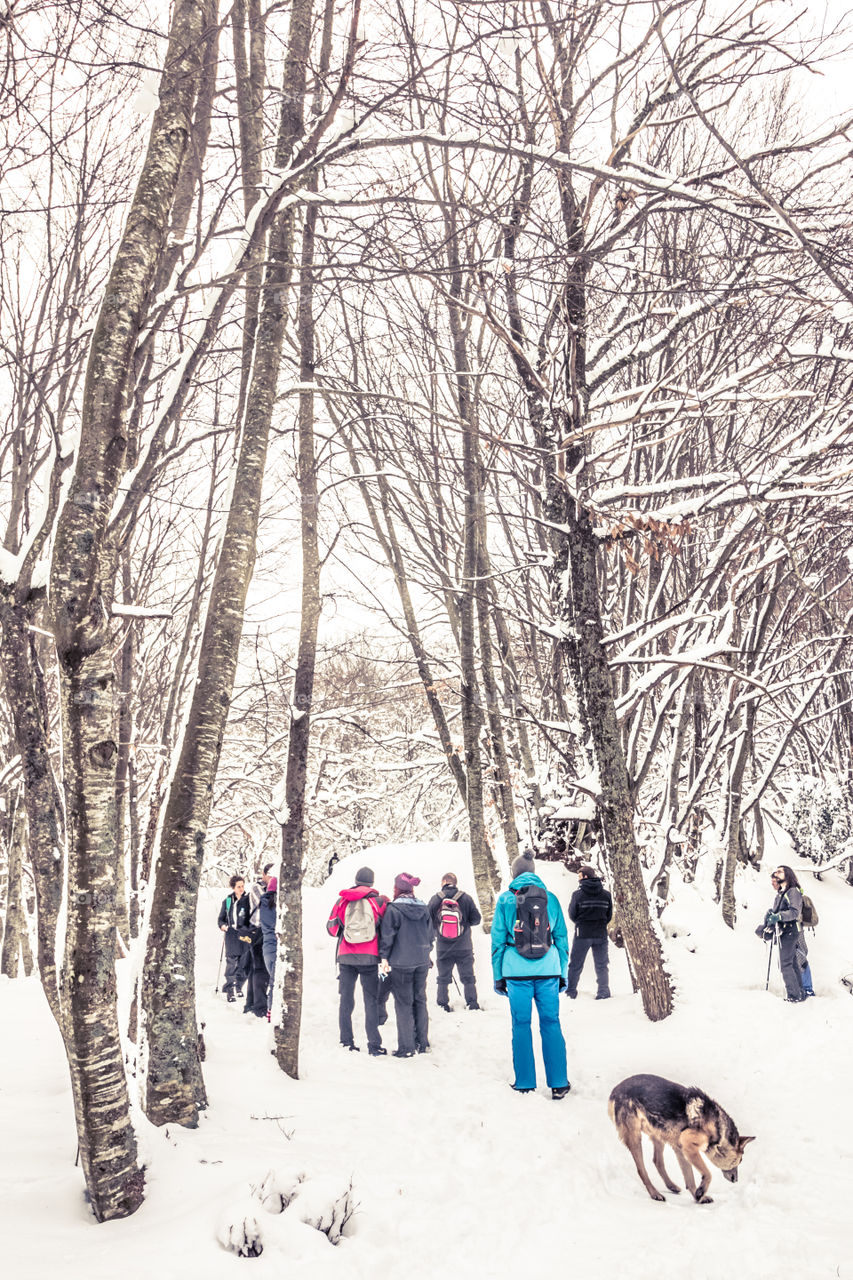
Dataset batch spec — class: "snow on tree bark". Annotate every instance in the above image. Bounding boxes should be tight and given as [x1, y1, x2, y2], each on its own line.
[47, 0, 215, 1220]
[142, 0, 319, 1117]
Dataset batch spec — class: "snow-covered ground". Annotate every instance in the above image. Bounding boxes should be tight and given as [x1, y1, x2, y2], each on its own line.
[2, 839, 852, 1279]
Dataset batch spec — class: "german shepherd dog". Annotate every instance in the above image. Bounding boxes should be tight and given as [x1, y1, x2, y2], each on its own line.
[609, 1074, 755, 1204]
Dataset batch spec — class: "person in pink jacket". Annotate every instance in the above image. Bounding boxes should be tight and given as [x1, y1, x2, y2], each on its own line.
[327, 867, 389, 1055]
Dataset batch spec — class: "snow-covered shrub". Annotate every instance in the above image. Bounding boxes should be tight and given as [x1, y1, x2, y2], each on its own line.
[218, 1170, 356, 1258]
[250, 1168, 304, 1215]
[785, 776, 853, 866]
[287, 1176, 356, 1245]
[216, 1205, 264, 1258]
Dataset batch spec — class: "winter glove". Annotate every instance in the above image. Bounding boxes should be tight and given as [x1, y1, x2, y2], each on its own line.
[767, 912, 781, 925]
[379, 958, 391, 976]
[494, 979, 508, 996]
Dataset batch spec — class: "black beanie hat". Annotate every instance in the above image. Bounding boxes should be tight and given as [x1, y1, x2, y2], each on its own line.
[511, 852, 536, 878]
[354, 866, 374, 886]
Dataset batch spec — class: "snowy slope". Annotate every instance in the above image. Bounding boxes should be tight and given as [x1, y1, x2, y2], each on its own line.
[1, 839, 852, 1279]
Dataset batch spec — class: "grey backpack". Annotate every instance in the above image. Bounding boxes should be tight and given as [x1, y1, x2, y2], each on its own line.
[343, 896, 377, 944]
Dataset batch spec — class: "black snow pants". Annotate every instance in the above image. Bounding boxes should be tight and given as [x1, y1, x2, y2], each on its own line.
[390, 965, 429, 1054]
[435, 945, 478, 1007]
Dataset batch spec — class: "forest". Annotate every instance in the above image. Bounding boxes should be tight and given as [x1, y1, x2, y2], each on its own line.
[1, 0, 852, 1227]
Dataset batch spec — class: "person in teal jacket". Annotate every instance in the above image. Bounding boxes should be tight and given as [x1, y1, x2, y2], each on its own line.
[491, 852, 571, 1098]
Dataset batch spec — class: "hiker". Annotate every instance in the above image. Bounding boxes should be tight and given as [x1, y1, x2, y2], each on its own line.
[327, 866, 389, 1055]
[428, 872, 482, 1010]
[217, 874, 252, 1002]
[491, 852, 571, 1098]
[379, 872, 434, 1058]
[258, 864, 277, 1021]
[239, 871, 270, 1018]
[566, 864, 613, 1000]
[756, 864, 809, 1002]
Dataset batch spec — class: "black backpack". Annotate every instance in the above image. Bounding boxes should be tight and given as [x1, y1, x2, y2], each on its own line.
[512, 884, 552, 959]
[800, 893, 819, 928]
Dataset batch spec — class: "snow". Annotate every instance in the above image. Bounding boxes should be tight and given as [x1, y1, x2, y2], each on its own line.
[131, 74, 160, 117]
[2, 838, 852, 1278]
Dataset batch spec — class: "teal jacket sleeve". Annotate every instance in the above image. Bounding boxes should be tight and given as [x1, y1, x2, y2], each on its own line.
[491, 894, 510, 981]
[549, 893, 569, 978]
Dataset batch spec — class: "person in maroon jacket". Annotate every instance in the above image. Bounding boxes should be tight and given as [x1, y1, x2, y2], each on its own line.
[327, 866, 389, 1055]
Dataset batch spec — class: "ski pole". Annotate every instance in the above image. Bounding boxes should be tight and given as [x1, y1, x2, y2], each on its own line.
[764, 930, 775, 991]
[214, 936, 225, 993]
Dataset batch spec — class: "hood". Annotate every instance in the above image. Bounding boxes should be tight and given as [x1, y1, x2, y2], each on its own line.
[265, 877, 277, 894]
[339, 885, 380, 903]
[390, 895, 427, 915]
[579, 878, 605, 898]
[509, 872, 547, 892]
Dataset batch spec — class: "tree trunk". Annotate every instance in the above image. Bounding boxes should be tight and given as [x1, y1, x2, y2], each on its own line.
[272, 0, 339, 1076]
[271, 199, 321, 1081]
[557, 501, 673, 1021]
[142, 0, 314, 1125]
[47, 0, 216, 1218]
[447, 239, 501, 927]
[1, 791, 27, 977]
[0, 598, 64, 1019]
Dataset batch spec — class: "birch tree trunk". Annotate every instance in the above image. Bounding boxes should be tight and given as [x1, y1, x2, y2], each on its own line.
[142, 0, 316, 1122]
[447, 238, 501, 926]
[1, 791, 27, 978]
[0, 599, 65, 1018]
[272, 0, 340, 1077]
[47, 0, 214, 1219]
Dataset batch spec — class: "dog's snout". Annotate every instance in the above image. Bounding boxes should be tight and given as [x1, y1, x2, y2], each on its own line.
[722, 1168, 738, 1183]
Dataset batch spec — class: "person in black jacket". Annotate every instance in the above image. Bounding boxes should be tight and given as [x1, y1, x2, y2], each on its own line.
[428, 872, 481, 1011]
[218, 874, 252, 1002]
[379, 872, 434, 1057]
[566, 865, 613, 1000]
[755, 864, 809, 1002]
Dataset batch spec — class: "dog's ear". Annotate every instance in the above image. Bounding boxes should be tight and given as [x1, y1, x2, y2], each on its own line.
[685, 1097, 705, 1128]
[738, 1135, 756, 1151]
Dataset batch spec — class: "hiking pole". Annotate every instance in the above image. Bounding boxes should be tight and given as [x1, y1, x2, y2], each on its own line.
[764, 929, 775, 991]
[214, 936, 225, 993]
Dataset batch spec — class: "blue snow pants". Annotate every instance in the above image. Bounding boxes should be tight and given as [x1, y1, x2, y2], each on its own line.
[507, 976, 568, 1090]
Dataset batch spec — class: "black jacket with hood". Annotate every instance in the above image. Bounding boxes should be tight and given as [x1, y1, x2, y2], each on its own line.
[379, 895, 434, 969]
[568, 877, 613, 939]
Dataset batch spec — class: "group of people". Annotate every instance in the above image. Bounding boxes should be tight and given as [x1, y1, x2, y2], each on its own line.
[218, 850, 815, 1085]
[326, 852, 613, 1092]
[325, 866, 483, 1057]
[217, 866, 278, 1019]
[756, 863, 816, 1002]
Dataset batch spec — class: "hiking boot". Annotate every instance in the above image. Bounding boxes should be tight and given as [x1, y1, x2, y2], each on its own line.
[368, 1045, 387, 1057]
[551, 1085, 571, 1100]
[235, 989, 244, 998]
[566, 991, 577, 1000]
[416, 1044, 430, 1054]
[226, 993, 236, 1003]
[595, 993, 611, 1000]
[392, 1049, 415, 1058]
[511, 1086, 534, 1094]
[341, 1041, 360, 1051]
[437, 1002, 452, 1012]
[466, 1002, 481, 1010]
